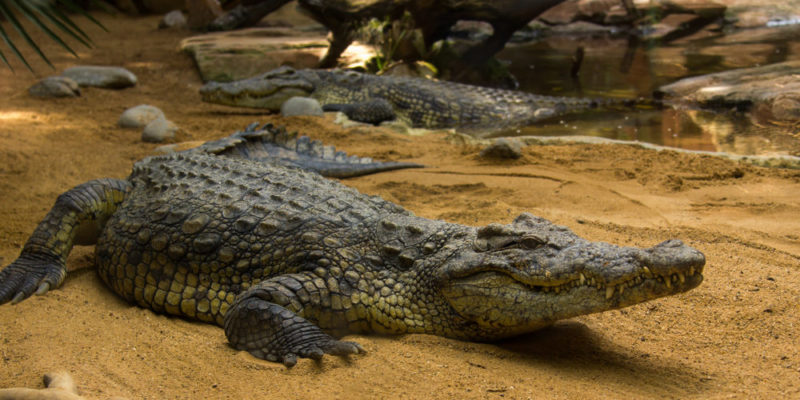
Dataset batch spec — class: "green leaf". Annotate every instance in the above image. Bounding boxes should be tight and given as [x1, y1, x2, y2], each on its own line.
[47, 3, 93, 44]
[31, 2, 93, 49]
[0, 0, 106, 72]
[0, 0, 47, 70]
[57, 0, 109, 33]
[12, 0, 80, 57]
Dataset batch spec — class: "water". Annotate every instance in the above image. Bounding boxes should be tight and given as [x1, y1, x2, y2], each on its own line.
[496, 24, 800, 156]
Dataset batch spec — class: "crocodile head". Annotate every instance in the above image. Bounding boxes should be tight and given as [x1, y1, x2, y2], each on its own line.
[200, 66, 319, 110]
[437, 213, 705, 339]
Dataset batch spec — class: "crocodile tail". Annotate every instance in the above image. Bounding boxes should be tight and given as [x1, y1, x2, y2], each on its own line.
[591, 96, 664, 112]
[195, 123, 423, 178]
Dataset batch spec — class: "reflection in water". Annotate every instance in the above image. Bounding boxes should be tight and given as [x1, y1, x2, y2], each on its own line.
[496, 25, 800, 156]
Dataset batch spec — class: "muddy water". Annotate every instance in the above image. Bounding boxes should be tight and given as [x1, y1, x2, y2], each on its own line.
[497, 24, 800, 156]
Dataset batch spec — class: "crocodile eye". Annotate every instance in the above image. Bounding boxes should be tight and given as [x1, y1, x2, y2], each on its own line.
[473, 239, 490, 252]
[520, 235, 546, 249]
[264, 66, 296, 79]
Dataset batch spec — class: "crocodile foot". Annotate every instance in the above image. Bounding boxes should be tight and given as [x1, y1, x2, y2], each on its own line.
[0, 255, 66, 305]
[224, 295, 365, 367]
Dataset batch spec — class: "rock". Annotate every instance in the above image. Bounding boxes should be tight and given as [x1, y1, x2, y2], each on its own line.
[187, 0, 224, 30]
[548, 20, 618, 35]
[142, 117, 178, 142]
[141, 0, 185, 14]
[119, 105, 167, 128]
[62, 66, 137, 89]
[110, 0, 141, 14]
[280, 97, 324, 117]
[479, 138, 524, 159]
[538, 0, 726, 27]
[657, 60, 800, 123]
[181, 28, 373, 82]
[110, 0, 184, 14]
[0, 371, 84, 400]
[159, 10, 188, 29]
[28, 76, 80, 98]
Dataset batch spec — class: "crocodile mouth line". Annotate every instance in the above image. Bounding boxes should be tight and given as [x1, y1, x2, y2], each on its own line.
[537, 266, 703, 299]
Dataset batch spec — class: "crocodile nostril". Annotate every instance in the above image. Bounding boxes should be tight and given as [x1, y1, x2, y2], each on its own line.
[657, 239, 684, 248]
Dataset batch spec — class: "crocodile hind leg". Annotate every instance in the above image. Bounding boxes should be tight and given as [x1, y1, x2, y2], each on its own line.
[224, 272, 364, 367]
[0, 178, 130, 305]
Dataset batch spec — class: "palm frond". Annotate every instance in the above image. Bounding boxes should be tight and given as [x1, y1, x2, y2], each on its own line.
[0, 0, 107, 72]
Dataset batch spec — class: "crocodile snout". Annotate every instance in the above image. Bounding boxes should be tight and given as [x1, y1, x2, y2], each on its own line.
[642, 239, 706, 274]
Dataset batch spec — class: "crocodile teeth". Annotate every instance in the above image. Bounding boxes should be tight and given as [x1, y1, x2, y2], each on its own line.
[618, 285, 624, 295]
[605, 286, 614, 299]
[643, 266, 652, 277]
[689, 267, 695, 276]
[580, 273, 586, 285]
[664, 277, 672, 289]
[677, 272, 685, 284]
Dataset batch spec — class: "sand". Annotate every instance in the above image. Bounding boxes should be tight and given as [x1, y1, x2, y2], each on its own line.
[0, 13, 798, 400]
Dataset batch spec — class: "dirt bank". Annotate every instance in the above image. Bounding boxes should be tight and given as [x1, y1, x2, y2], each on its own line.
[0, 13, 798, 399]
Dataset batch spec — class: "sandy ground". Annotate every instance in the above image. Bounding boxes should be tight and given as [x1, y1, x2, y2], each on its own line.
[0, 13, 799, 400]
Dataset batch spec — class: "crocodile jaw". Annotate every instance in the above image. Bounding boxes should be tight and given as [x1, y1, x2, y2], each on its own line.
[199, 69, 316, 110]
[440, 239, 705, 339]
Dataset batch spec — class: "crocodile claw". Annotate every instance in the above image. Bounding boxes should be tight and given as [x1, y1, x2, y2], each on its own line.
[0, 256, 66, 305]
[280, 338, 364, 368]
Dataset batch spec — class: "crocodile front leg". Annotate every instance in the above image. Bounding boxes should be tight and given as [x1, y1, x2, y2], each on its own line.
[322, 98, 397, 125]
[224, 272, 364, 367]
[0, 178, 130, 304]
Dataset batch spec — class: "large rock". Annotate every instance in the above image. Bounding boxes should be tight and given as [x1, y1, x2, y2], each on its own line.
[186, 0, 224, 30]
[539, 0, 725, 26]
[657, 60, 800, 122]
[111, 0, 184, 14]
[181, 28, 374, 82]
[62, 66, 137, 89]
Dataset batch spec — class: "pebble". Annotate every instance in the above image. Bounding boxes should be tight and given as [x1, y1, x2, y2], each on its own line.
[62, 65, 138, 89]
[119, 104, 167, 128]
[159, 10, 188, 29]
[142, 117, 178, 143]
[28, 76, 81, 98]
[280, 96, 324, 117]
[479, 138, 524, 159]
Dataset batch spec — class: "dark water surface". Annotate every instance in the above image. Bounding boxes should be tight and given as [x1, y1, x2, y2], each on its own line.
[496, 24, 800, 156]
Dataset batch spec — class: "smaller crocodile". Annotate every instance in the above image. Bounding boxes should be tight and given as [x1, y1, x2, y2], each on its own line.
[200, 67, 648, 136]
[191, 122, 422, 178]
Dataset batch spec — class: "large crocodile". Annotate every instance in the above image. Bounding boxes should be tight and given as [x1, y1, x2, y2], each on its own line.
[0, 124, 704, 366]
[200, 67, 645, 136]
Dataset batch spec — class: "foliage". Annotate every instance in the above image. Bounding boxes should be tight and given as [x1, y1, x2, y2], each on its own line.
[359, 11, 439, 76]
[0, 0, 106, 72]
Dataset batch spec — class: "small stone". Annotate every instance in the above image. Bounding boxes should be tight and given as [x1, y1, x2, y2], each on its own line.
[280, 96, 324, 117]
[142, 117, 178, 143]
[479, 138, 524, 159]
[62, 65, 138, 89]
[119, 104, 167, 128]
[28, 76, 80, 98]
[159, 10, 188, 29]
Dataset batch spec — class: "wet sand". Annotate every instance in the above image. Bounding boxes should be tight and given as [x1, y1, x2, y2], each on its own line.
[0, 14, 798, 399]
